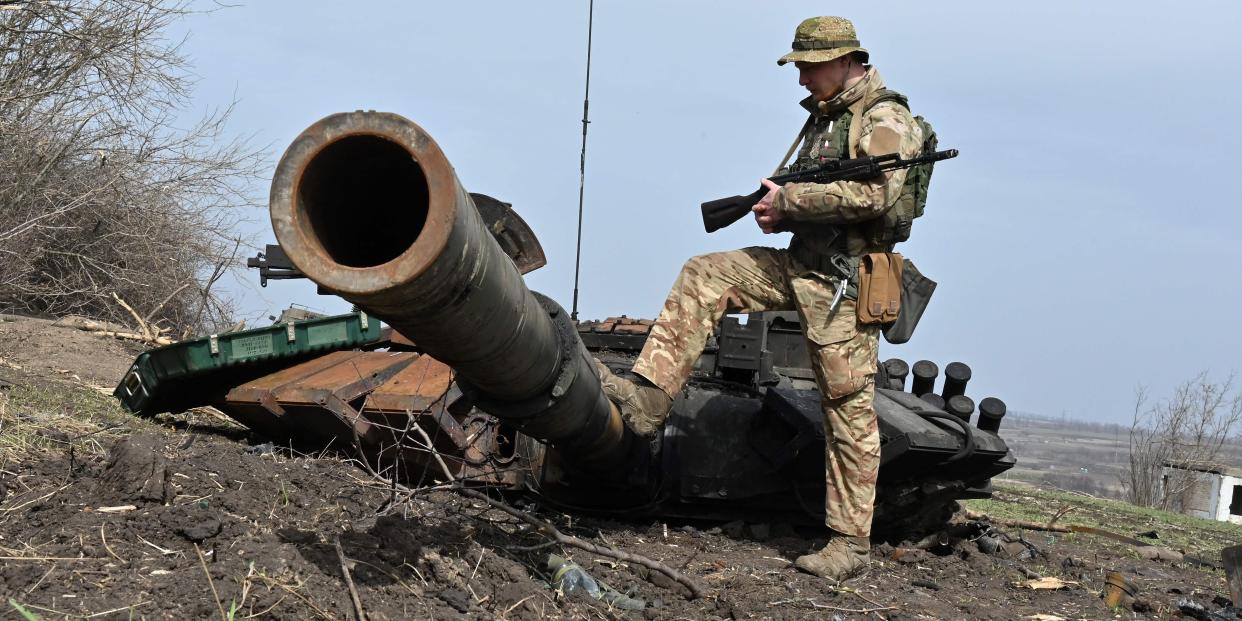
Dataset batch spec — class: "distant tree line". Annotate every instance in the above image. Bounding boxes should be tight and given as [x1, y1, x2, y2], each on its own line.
[1006, 413, 1131, 437]
[0, 0, 261, 336]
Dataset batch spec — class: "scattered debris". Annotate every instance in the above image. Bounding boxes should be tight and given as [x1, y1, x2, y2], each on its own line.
[972, 524, 1040, 560]
[1177, 598, 1242, 621]
[95, 505, 137, 513]
[964, 508, 1071, 533]
[1017, 577, 1076, 590]
[891, 547, 930, 564]
[1137, 545, 1185, 563]
[969, 510, 1218, 568]
[548, 554, 645, 610]
[1103, 571, 1137, 609]
[244, 442, 276, 455]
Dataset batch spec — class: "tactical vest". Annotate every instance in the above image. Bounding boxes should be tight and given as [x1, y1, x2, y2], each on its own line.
[791, 88, 938, 247]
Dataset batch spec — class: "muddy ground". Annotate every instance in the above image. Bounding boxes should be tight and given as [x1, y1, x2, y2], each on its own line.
[1, 316, 1239, 620]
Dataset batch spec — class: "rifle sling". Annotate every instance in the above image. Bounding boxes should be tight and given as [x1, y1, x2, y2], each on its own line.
[774, 114, 815, 176]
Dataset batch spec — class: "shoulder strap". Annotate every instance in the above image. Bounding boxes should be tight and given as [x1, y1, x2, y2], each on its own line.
[774, 114, 814, 175]
[847, 88, 910, 158]
[867, 88, 909, 111]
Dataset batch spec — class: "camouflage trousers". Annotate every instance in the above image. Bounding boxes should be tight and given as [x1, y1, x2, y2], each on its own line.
[632, 247, 880, 537]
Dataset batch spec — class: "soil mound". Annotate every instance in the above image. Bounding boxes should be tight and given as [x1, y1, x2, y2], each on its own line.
[99, 432, 172, 504]
[0, 314, 142, 387]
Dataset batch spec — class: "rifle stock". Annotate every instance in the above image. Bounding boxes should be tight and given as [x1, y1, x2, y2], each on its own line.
[701, 187, 766, 233]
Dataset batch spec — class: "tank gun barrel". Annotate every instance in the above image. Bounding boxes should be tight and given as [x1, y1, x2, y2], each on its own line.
[268, 111, 633, 471]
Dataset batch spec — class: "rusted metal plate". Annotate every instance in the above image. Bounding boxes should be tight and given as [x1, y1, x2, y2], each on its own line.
[223, 351, 376, 438]
[217, 346, 525, 487]
[385, 329, 417, 350]
[578, 317, 655, 335]
[367, 355, 455, 413]
[225, 350, 368, 405]
[269, 352, 416, 405]
[605, 316, 652, 326]
[222, 351, 417, 447]
[613, 323, 653, 335]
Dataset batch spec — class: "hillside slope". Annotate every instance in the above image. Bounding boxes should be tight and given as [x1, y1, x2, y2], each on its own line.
[0, 316, 1238, 619]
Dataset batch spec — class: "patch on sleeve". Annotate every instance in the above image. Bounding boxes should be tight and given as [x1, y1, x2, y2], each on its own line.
[866, 126, 901, 156]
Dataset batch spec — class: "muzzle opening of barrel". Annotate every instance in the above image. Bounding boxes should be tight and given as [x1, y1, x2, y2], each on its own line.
[296, 134, 429, 268]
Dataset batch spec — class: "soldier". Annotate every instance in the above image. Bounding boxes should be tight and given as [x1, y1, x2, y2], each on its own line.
[598, 15, 927, 580]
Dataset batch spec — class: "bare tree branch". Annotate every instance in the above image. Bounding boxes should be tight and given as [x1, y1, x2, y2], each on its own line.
[0, 0, 263, 334]
[1123, 372, 1242, 509]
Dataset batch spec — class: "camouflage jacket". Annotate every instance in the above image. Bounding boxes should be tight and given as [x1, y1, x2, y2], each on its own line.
[774, 68, 923, 257]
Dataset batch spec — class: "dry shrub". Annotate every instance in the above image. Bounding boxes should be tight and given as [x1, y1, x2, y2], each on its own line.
[1124, 372, 1242, 509]
[0, 0, 263, 336]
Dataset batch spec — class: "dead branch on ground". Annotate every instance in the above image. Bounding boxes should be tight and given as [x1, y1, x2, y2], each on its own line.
[962, 509, 1072, 533]
[334, 537, 368, 621]
[409, 423, 706, 599]
[349, 419, 708, 599]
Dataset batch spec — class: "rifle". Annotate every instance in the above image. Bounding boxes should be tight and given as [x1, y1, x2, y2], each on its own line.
[700, 148, 959, 233]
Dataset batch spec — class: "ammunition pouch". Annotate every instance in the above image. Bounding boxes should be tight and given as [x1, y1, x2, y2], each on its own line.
[857, 252, 902, 325]
[881, 258, 936, 345]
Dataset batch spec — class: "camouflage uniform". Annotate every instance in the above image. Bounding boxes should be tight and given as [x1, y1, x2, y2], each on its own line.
[630, 21, 923, 539]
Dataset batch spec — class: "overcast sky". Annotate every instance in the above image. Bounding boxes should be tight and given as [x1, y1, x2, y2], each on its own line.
[171, 1, 1242, 425]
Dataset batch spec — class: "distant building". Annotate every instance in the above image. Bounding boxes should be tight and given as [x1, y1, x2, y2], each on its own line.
[1162, 462, 1242, 524]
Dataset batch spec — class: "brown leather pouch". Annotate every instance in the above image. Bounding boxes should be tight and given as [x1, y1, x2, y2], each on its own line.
[857, 252, 903, 325]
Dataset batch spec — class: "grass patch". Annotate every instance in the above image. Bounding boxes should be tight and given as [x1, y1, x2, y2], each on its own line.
[0, 380, 135, 459]
[966, 481, 1242, 560]
[0, 373, 249, 470]
[7, 380, 127, 421]
[8, 599, 41, 621]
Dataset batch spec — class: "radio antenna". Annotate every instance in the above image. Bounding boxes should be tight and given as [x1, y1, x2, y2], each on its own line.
[570, 0, 594, 321]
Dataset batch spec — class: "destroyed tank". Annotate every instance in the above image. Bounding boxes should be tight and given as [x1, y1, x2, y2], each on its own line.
[117, 111, 1014, 535]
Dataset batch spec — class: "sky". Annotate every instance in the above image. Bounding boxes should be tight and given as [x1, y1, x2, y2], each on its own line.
[169, 0, 1242, 425]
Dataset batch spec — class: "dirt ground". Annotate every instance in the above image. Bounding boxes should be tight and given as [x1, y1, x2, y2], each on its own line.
[1, 317, 1240, 620]
[0, 315, 142, 389]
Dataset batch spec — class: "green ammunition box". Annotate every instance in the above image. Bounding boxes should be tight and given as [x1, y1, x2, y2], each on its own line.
[114, 311, 381, 414]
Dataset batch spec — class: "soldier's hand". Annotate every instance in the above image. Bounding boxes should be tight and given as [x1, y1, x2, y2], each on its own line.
[752, 178, 783, 234]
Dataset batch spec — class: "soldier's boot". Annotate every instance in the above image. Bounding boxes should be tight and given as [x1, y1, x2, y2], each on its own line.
[593, 359, 672, 437]
[793, 535, 871, 581]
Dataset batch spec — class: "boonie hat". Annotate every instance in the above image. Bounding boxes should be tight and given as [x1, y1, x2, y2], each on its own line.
[777, 16, 869, 66]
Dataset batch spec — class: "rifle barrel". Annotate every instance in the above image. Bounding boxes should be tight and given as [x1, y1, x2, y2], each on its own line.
[700, 147, 958, 233]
